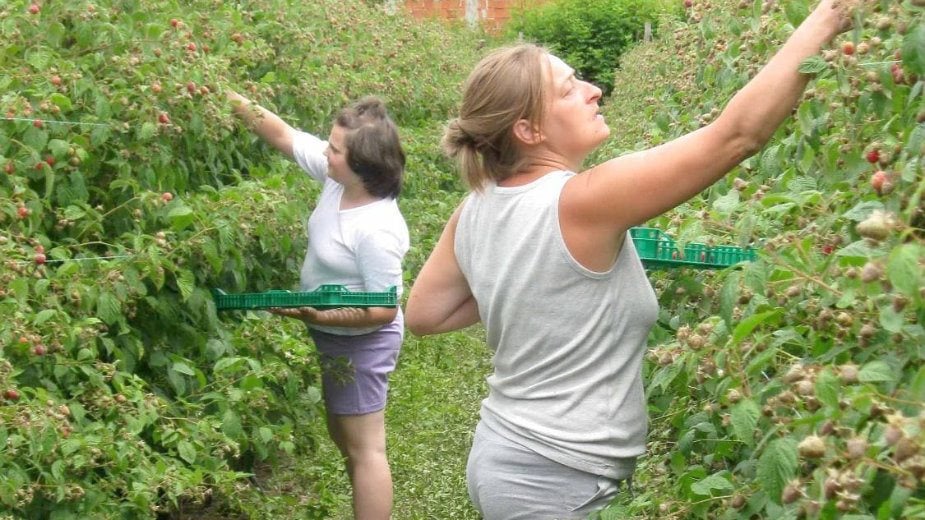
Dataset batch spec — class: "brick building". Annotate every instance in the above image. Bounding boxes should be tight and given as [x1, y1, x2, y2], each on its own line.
[402, 0, 547, 32]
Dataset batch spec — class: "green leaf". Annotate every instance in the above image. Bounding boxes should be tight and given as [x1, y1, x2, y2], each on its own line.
[910, 366, 925, 402]
[50, 459, 66, 481]
[177, 441, 196, 464]
[731, 399, 760, 446]
[842, 201, 884, 221]
[222, 410, 243, 438]
[171, 362, 195, 376]
[879, 306, 904, 334]
[836, 239, 887, 259]
[32, 309, 57, 326]
[902, 23, 925, 76]
[887, 244, 924, 298]
[258, 426, 273, 443]
[758, 437, 798, 504]
[815, 369, 840, 409]
[712, 190, 740, 215]
[732, 310, 781, 344]
[63, 205, 86, 221]
[22, 125, 48, 151]
[49, 93, 72, 111]
[48, 139, 70, 156]
[691, 473, 734, 496]
[858, 361, 895, 383]
[798, 56, 828, 74]
[720, 271, 741, 329]
[138, 122, 157, 140]
[650, 362, 683, 393]
[176, 269, 195, 302]
[214, 357, 243, 373]
[96, 292, 122, 325]
[167, 205, 195, 231]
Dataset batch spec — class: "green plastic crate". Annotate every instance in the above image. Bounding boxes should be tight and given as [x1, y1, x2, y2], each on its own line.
[212, 285, 398, 311]
[630, 227, 756, 269]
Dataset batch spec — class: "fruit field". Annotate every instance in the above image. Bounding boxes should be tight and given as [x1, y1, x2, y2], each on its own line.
[596, 0, 925, 517]
[0, 0, 480, 517]
[0, 0, 922, 518]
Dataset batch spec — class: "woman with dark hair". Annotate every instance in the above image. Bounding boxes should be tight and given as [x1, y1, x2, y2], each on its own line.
[228, 90, 407, 520]
[406, 1, 854, 518]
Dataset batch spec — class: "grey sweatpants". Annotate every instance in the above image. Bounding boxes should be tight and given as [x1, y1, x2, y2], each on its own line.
[466, 422, 631, 520]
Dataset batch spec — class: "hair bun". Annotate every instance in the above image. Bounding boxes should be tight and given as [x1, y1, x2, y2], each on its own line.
[352, 96, 388, 119]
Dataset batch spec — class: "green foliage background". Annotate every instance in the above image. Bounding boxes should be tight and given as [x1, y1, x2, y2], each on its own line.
[509, 0, 680, 95]
[0, 0, 476, 517]
[1, 0, 924, 518]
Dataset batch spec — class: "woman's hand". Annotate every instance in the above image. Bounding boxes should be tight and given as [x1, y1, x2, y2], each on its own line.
[270, 306, 399, 328]
[269, 306, 320, 325]
[226, 90, 296, 158]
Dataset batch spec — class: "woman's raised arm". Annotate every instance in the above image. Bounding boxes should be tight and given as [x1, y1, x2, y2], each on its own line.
[227, 90, 297, 159]
[563, 0, 851, 234]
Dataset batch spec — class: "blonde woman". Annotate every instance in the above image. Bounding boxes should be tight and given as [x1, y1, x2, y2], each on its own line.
[406, 1, 853, 518]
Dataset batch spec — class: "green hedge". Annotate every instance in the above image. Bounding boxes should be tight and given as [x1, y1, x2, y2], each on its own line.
[509, 0, 677, 95]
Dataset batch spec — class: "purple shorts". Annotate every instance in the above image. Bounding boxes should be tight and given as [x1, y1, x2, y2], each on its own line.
[308, 318, 403, 416]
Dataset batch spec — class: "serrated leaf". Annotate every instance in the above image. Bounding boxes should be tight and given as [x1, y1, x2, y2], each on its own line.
[22, 125, 48, 151]
[836, 239, 886, 259]
[902, 23, 925, 75]
[650, 362, 683, 393]
[798, 56, 828, 74]
[858, 360, 895, 383]
[720, 271, 741, 329]
[63, 205, 86, 221]
[731, 399, 760, 445]
[26, 50, 50, 70]
[96, 292, 121, 325]
[815, 370, 840, 409]
[887, 244, 923, 298]
[222, 410, 243, 438]
[171, 361, 195, 376]
[879, 305, 904, 333]
[733, 310, 782, 344]
[758, 437, 798, 504]
[842, 201, 884, 222]
[911, 366, 925, 402]
[49, 93, 72, 111]
[177, 441, 196, 464]
[48, 139, 70, 156]
[32, 309, 57, 326]
[138, 122, 157, 140]
[691, 473, 735, 496]
[713, 190, 740, 215]
[167, 205, 195, 231]
[214, 357, 243, 373]
[176, 269, 195, 302]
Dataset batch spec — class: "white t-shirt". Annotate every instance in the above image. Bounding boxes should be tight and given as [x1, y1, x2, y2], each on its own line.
[291, 131, 409, 335]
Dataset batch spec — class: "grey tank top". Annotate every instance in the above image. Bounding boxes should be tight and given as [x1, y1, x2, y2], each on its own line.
[455, 170, 659, 478]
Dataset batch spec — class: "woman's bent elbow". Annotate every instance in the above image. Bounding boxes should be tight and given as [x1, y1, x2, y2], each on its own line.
[405, 317, 434, 337]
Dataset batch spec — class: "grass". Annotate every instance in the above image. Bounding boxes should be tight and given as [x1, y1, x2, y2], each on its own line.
[242, 327, 491, 519]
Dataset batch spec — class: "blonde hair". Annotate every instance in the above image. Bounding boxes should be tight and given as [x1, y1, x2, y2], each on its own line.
[442, 44, 548, 191]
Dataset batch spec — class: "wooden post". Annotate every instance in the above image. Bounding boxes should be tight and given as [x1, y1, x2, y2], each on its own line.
[644, 22, 652, 42]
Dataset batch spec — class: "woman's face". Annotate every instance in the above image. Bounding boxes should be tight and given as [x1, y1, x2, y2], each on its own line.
[324, 125, 361, 189]
[538, 54, 609, 162]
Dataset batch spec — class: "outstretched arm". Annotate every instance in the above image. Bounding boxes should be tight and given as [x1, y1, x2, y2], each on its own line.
[406, 205, 480, 336]
[227, 90, 296, 159]
[564, 0, 852, 235]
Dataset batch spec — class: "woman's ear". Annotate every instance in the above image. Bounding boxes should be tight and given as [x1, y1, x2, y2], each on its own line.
[512, 119, 544, 146]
